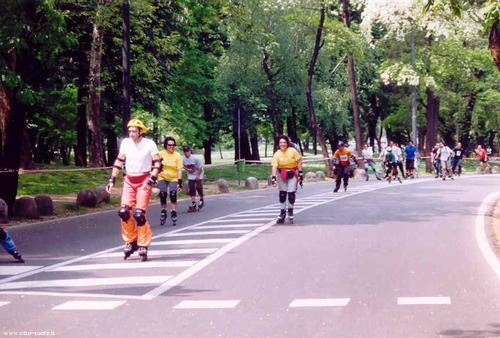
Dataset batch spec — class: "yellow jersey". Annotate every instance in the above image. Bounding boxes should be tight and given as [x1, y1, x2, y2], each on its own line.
[158, 150, 182, 181]
[272, 147, 302, 169]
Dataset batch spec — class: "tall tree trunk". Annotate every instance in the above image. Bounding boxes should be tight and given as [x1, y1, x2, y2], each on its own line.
[460, 93, 476, 153]
[262, 48, 282, 150]
[425, 88, 439, 172]
[306, 3, 331, 176]
[367, 94, 381, 150]
[203, 103, 214, 165]
[87, 17, 105, 167]
[105, 110, 118, 166]
[249, 126, 260, 161]
[489, 19, 500, 71]
[20, 128, 33, 169]
[75, 84, 88, 166]
[232, 106, 252, 161]
[286, 105, 299, 144]
[0, 48, 22, 211]
[342, 0, 363, 166]
[121, 0, 131, 136]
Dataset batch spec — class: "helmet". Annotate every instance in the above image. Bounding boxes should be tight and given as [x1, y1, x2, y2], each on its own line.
[127, 119, 148, 134]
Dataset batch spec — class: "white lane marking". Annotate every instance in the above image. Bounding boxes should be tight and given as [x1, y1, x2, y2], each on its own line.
[397, 297, 451, 305]
[196, 224, 262, 229]
[168, 230, 250, 237]
[0, 301, 10, 307]
[235, 213, 278, 216]
[151, 239, 233, 246]
[0, 266, 43, 276]
[475, 191, 500, 280]
[289, 298, 351, 308]
[98, 248, 217, 258]
[207, 218, 272, 223]
[50, 261, 196, 272]
[173, 300, 240, 309]
[53, 300, 126, 310]
[0, 290, 146, 300]
[0, 276, 172, 290]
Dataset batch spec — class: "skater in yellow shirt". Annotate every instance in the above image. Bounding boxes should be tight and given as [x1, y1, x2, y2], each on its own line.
[158, 136, 183, 226]
[271, 135, 303, 224]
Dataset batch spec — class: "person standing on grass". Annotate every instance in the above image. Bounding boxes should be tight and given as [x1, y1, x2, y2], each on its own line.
[105, 119, 161, 262]
[271, 135, 303, 224]
[158, 137, 183, 226]
[182, 145, 205, 212]
[0, 199, 24, 263]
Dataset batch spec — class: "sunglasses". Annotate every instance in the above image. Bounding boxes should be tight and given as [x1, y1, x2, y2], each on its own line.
[167, 144, 176, 146]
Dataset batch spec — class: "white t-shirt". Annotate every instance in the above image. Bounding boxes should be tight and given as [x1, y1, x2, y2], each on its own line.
[392, 147, 402, 161]
[119, 138, 159, 173]
[362, 148, 373, 161]
[439, 146, 452, 161]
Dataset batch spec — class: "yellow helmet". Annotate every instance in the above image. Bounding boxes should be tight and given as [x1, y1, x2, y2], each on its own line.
[127, 119, 148, 134]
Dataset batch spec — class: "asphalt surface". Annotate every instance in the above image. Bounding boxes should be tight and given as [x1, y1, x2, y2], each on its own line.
[0, 175, 499, 338]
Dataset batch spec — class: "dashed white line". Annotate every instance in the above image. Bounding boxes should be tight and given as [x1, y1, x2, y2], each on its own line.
[207, 218, 272, 223]
[397, 297, 451, 305]
[289, 298, 351, 307]
[0, 276, 172, 290]
[173, 300, 240, 309]
[0, 301, 10, 307]
[196, 224, 262, 229]
[53, 300, 126, 310]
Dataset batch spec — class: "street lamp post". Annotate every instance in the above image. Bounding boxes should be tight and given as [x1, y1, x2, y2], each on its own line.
[411, 28, 418, 147]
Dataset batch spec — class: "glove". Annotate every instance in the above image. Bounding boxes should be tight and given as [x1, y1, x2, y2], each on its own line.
[298, 171, 304, 187]
[271, 176, 277, 186]
[147, 175, 158, 186]
[177, 178, 183, 189]
[106, 176, 116, 191]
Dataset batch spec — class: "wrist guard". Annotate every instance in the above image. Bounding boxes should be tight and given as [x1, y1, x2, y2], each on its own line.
[271, 176, 277, 185]
[147, 175, 158, 186]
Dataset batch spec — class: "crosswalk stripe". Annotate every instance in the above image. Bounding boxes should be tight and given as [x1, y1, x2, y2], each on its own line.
[49, 261, 197, 272]
[173, 300, 240, 309]
[289, 298, 351, 307]
[53, 300, 126, 310]
[397, 297, 451, 305]
[196, 224, 262, 229]
[98, 248, 217, 258]
[0, 266, 43, 276]
[151, 239, 233, 245]
[0, 276, 172, 290]
[207, 218, 272, 223]
[168, 230, 250, 237]
[0, 301, 10, 307]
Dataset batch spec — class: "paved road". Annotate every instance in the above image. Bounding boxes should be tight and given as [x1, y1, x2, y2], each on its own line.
[1, 175, 499, 338]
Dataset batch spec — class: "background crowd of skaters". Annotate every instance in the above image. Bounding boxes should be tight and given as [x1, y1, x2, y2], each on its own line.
[0, 118, 495, 262]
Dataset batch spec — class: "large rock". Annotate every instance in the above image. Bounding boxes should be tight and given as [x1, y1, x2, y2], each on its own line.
[94, 186, 110, 204]
[305, 172, 318, 182]
[77, 189, 97, 208]
[0, 198, 9, 223]
[315, 171, 326, 181]
[245, 177, 259, 189]
[492, 165, 499, 174]
[267, 175, 274, 186]
[353, 168, 365, 179]
[213, 179, 230, 194]
[34, 195, 54, 215]
[14, 197, 39, 219]
[152, 187, 161, 196]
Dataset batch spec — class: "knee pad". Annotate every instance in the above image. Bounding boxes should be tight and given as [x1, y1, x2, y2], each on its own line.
[279, 191, 287, 203]
[169, 190, 177, 204]
[133, 209, 147, 226]
[118, 205, 130, 221]
[288, 192, 296, 204]
[159, 191, 168, 205]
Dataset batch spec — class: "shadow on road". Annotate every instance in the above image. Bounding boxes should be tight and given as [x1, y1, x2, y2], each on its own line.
[440, 323, 500, 337]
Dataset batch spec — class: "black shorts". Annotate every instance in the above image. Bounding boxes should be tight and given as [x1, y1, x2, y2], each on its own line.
[405, 159, 415, 170]
[188, 179, 203, 196]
